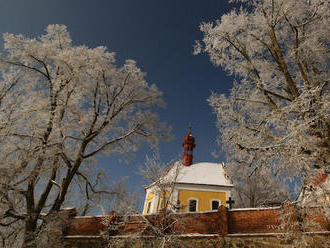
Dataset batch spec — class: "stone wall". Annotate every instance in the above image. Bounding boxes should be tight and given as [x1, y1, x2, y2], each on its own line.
[64, 234, 330, 248]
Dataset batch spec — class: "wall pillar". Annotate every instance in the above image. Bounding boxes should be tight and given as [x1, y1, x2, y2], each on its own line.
[217, 205, 228, 235]
[281, 200, 300, 231]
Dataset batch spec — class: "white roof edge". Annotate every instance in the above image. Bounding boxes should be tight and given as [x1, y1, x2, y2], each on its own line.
[175, 182, 234, 187]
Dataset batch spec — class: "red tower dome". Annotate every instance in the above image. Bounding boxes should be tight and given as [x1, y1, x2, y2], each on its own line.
[182, 127, 196, 166]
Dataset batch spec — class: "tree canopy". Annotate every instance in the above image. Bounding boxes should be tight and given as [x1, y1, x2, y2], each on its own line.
[196, 0, 329, 193]
[0, 24, 170, 247]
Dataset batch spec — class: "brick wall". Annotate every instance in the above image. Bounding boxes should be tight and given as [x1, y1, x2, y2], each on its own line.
[172, 210, 225, 234]
[66, 216, 106, 235]
[65, 211, 227, 236]
[303, 207, 330, 231]
[64, 202, 329, 237]
[228, 208, 282, 233]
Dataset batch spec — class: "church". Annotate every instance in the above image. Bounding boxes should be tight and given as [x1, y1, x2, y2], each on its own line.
[143, 128, 233, 214]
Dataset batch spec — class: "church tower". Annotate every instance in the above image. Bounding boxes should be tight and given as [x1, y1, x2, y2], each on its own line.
[182, 127, 195, 166]
[143, 128, 233, 215]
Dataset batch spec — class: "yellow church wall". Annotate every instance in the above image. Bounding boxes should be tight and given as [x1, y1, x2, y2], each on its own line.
[143, 192, 154, 214]
[178, 189, 226, 212]
[157, 191, 171, 210]
[146, 192, 154, 201]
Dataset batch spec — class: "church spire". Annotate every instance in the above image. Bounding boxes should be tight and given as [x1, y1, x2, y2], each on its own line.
[182, 126, 196, 166]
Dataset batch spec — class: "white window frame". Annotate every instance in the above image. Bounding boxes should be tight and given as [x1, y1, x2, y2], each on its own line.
[210, 199, 221, 211]
[188, 198, 198, 213]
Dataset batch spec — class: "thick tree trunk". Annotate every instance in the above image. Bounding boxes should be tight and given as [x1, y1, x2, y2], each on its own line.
[22, 218, 37, 248]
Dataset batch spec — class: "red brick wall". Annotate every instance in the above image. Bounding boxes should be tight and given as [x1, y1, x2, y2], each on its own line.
[64, 203, 329, 237]
[119, 211, 227, 235]
[173, 211, 225, 234]
[303, 207, 330, 231]
[66, 216, 106, 235]
[228, 208, 282, 233]
[65, 210, 228, 236]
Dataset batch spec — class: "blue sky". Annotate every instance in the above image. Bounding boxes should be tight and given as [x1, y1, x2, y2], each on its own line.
[0, 0, 238, 204]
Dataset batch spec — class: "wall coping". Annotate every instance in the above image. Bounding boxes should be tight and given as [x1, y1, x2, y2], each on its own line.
[70, 211, 221, 219]
[69, 206, 286, 219]
[228, 231, 330, 237]
[64, 231, 330, 240]
[71, 215, 106, 219]
[229, 206, 281, 211]
[64, 235, 102, 239]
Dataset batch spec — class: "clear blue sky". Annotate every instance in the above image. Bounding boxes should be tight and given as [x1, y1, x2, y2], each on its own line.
[0, 0, 237, 201]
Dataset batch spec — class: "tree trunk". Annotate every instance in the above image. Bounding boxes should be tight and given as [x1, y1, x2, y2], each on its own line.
[249, 193, 256, 208]
[22, 218, 37, 248]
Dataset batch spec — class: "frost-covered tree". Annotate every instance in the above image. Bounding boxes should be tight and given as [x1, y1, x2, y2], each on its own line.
[195, 0, 329, 192]
[0, 25, 170, 248]
[228, 165, 290, 208]
[102, 153, 186, 248]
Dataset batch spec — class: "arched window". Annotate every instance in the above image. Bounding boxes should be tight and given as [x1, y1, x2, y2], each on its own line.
[188, 198, 198, 212]
[211, 199, 221, 211]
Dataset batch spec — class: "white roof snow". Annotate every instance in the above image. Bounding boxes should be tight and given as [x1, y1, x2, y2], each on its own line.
[158, 162, 233, 187]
